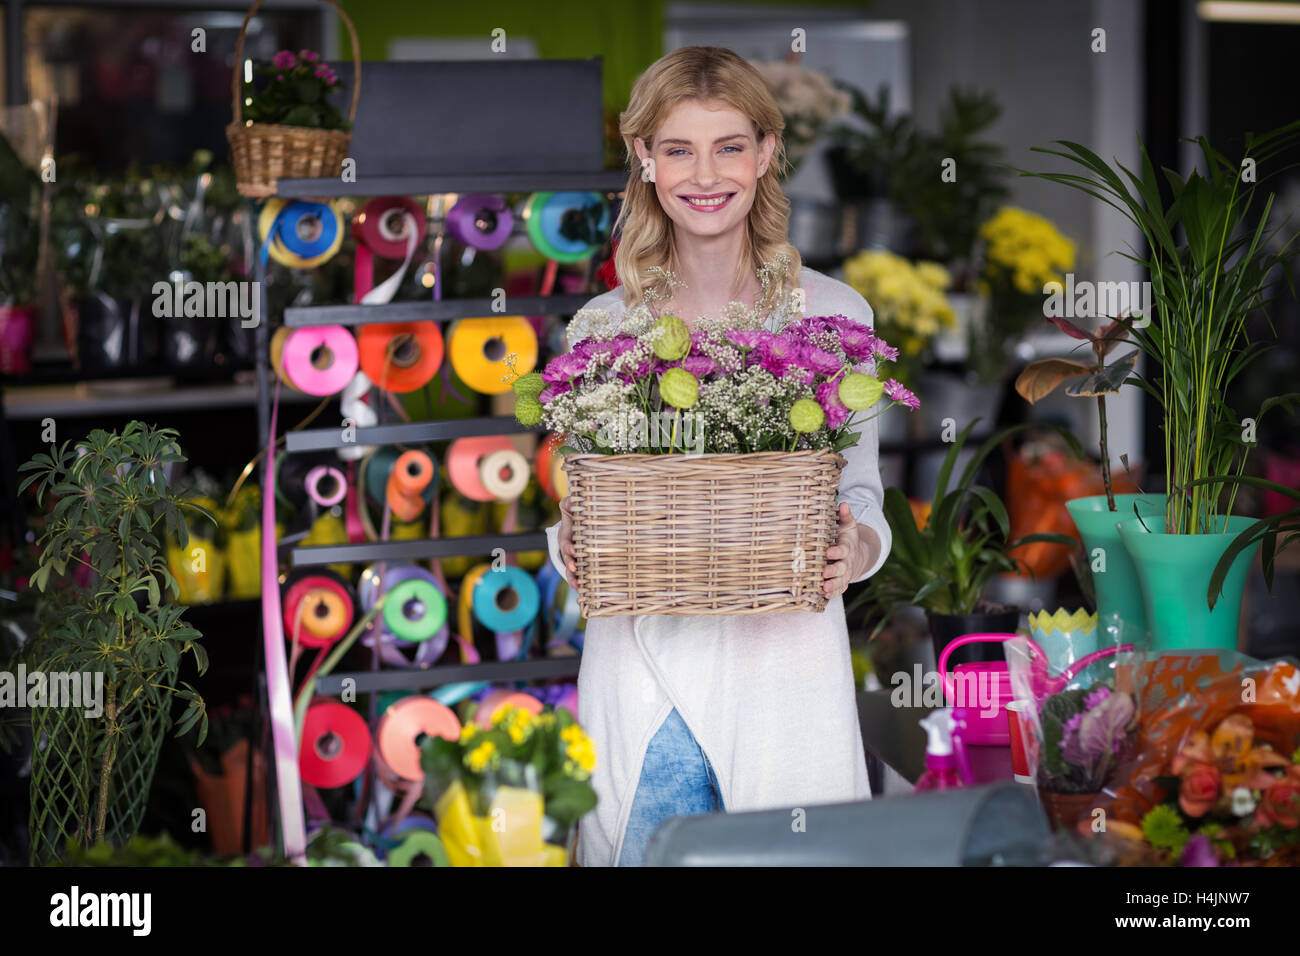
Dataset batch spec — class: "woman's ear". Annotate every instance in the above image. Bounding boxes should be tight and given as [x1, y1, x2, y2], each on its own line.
[758, 131, 777, 177]
[633, 136, 654, 182]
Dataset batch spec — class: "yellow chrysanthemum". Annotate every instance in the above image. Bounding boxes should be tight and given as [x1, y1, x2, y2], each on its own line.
[465, 740, 497, 772]
[460, 723, 478, 742]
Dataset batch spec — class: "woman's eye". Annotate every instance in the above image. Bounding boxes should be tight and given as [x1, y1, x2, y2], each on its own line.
[666, 148, 687, 157]
[721, 145, 742, 154]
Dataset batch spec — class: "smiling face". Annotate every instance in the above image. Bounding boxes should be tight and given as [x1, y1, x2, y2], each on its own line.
[634, 98, 775, 240]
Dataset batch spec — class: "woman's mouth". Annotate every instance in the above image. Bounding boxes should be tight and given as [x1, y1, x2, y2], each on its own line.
[679, 192, 736, 213]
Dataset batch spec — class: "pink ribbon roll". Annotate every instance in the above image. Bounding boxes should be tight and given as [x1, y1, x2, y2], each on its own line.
[445, 194, 513, 251]
[279, 326, 360, 396]
[305, 465, 347, 507]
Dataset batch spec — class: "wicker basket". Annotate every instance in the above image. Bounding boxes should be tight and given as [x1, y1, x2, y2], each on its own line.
[563, 449, 846, 617]
[225, 0, 361, 198]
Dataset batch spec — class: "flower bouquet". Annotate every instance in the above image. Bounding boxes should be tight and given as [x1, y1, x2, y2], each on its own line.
[751, 61, 852, 174]
[419, 704, 596, 867]
[226, 0, 361, 197]
[841, 250, 956, 384]
[971, 206, 1075, 383]
[1084, 652, 1300, 865]
[512, 305, 919, 617]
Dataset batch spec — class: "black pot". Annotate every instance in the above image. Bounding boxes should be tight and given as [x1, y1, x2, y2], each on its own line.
[927, 610, 1021, 670]
[74, 293, 156, 375]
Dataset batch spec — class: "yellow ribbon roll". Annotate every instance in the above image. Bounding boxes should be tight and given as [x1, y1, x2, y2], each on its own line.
[446, 317, 538, 395]
[258, 198, 345, 269]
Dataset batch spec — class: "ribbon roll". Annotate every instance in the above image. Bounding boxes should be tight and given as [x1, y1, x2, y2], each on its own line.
[377, 695, 461, 782]
[306, 465, 347, 507]
[472, 566, 541, 633]
[431, 681, 492, 706]
[447, 436, 517, 502]
[522, 191, 611, 263]
[353, 196, 427, 258]
[299, 701, 372, 788]
[364, 446, 439, 513]
[535, 433, 565, 501]
[446, 317, 537, 395]
[474, 689, 544, 730]
[479, 448, 529, 501]
[258, 199, 344, 269]
[383, 578, 448, 643]
[338, 372, 378, 463]
[358, 563, 449, 666]
[269, 326, 296, 389]
[278, 326, 359, 396]
[283, 572, 354, 648]
[388, 829, 449, 867]
[551, 454, 570, 500]
[386, 449, 435, 522]
[446, 194, 514, 251]
[358, 322, 444, 394]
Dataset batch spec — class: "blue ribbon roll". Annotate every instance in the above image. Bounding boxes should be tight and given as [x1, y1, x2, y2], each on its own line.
[472, 566, 541, 633]
[259, 199, 343, 268]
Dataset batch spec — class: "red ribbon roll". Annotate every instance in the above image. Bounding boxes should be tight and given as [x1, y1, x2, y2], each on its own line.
[353, 196, 427, 302]
[283, 573, 355, 648]
[447, 436, 516, 502]
[299, 701, 372, 789]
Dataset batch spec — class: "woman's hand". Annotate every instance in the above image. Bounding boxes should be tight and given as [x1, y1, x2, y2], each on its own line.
[558, 497, 577, 579]
[823, 503, 878, 600]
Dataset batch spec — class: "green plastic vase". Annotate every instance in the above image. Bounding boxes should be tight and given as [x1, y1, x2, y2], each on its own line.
[1064, 493, 1166, 647]
[1116, 514, 1260, 651]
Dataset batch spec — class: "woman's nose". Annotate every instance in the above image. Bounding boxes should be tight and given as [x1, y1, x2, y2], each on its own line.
[693, 154, 720, 187]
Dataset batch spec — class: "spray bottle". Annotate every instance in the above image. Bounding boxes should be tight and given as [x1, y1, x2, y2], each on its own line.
[915, 707, 973, 791]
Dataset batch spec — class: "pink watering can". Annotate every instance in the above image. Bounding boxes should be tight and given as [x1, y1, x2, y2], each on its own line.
[937, 633, 1135, 746]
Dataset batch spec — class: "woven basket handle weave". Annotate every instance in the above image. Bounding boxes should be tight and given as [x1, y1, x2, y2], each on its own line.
[230, 0, 362, 126]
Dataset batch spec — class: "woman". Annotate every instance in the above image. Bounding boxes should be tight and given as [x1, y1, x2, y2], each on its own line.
[544, 46, 893, 867]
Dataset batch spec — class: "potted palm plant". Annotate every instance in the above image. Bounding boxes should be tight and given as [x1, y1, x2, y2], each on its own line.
[1020, 123, 1300, 649]
[849, 420, 1081, 666]
[17, 422, 210, 861]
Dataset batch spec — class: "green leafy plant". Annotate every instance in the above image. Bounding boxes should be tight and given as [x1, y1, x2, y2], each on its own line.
[44, 832, 242, 867]
[18, 422, 211, 861]
[1019, 123, 1300, 535]
[826, 84, 921, 202]
[0, 130, 41, 305]
[849, 420, 1082, 631]
[242, 49, 349, 131]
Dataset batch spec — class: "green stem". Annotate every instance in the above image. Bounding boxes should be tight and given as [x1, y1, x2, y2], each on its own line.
[1097, 393, 1115, 512]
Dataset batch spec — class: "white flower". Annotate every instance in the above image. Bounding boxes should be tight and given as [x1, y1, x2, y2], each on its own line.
[1230, 786, 1256, 816]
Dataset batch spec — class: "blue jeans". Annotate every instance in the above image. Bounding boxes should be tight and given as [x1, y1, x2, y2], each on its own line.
[617, 707, 725, 867]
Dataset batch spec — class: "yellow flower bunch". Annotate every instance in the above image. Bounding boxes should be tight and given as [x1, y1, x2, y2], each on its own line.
[465, 739, 498, 773]
[560, 724, 596, 779]
[491, 705, 536, 746]
[979, 206, 1075, 295]
[842, 250, 956, 357]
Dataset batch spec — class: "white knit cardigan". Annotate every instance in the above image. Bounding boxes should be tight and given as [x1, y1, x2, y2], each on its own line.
[544, 267, 892, 866]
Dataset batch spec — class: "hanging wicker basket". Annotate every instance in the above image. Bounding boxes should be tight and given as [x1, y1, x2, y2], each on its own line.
[225, 0, 361, 198]
[563, 449, 846, 617]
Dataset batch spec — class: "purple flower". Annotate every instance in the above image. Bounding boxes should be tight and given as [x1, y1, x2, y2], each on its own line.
[1084, 686, 1112, 710]
[796, 345, 843, 377]
[1061, 711, 1084, 744]
[871, 338, 901, 362]
[815, 380, 849, 429]
[1180, 835, 1219, 867]
[314, 64, 337, 85]
[683, 355, 718, 378]
[542, 352, 587, 382]
[726, 329, 766, 350]
[839, 326, 877, 362]
[538, 382, 571, 403]
[884, 378, 920, 410]
[299, 49, 320, 62]
[272, 50, 296, 70]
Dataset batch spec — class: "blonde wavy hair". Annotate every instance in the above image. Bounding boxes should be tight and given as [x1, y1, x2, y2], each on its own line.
[612, 46, 802, 312]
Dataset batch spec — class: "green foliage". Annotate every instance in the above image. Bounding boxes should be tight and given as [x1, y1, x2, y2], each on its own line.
[45, 832, 242, 867]
[1019, 122, 1300, 536]
[848, 420, 1081, 626]
[242, 51, 349, 131]
[17, 421, 211, 860]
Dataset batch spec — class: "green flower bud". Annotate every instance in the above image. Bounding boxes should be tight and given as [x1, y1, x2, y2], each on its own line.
[789, 398, 825, 433]
[514, 396, 543, 426]
[512, 371, 545, 401]
[837, 373, 884, 411]
[658, 367, 700, 409]
[652, 315, 691, 361]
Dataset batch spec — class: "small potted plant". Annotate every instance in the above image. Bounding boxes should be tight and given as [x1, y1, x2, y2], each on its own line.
[1020, 123, 1300, 650]
[849, 419, 1081, 667]
[226, 14, 361, 198]
[1037, 682, 1138, 831]
[18, 422, 211, 861]
[420, 704, 597, 866]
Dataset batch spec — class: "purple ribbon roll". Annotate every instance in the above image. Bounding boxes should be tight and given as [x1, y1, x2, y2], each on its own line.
[358, 563, 449, 667]
[445, 194, 513, 251]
